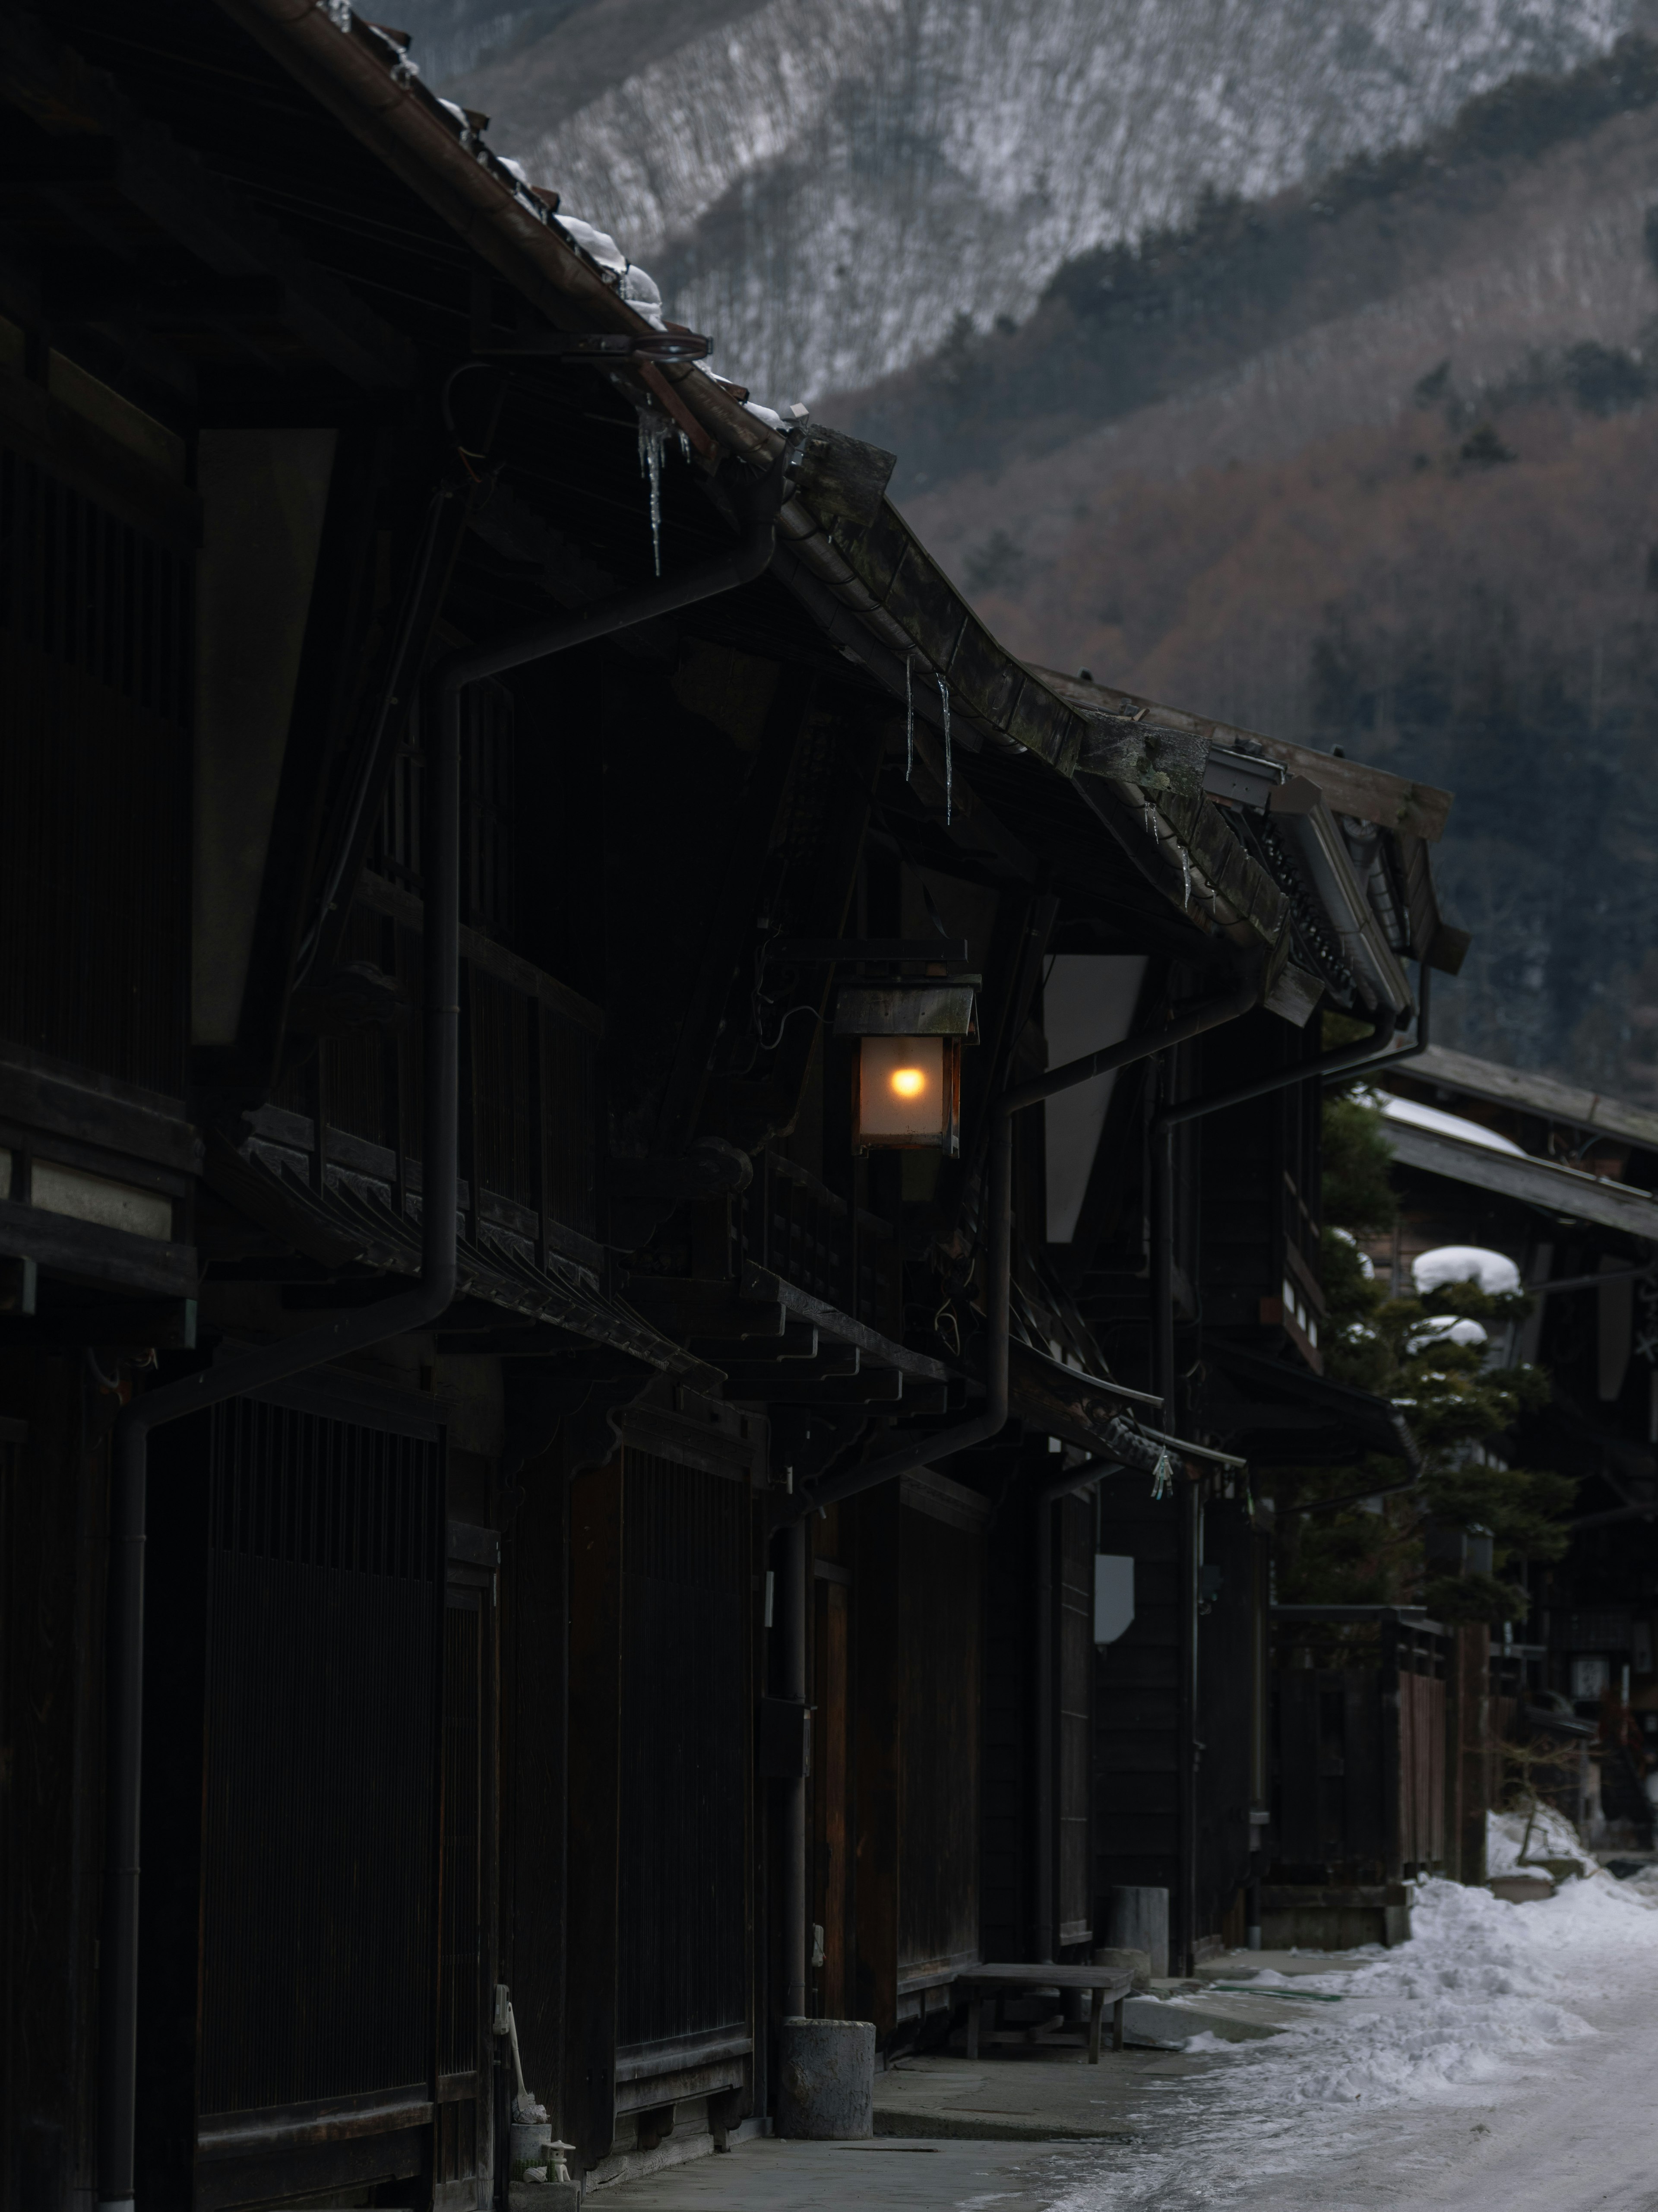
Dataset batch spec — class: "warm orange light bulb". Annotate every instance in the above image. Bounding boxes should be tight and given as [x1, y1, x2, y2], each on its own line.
[889, 1065, 927, 1099]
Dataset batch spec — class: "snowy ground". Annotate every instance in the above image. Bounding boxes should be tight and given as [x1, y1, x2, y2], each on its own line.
[1055, 1857, 1658, 2212]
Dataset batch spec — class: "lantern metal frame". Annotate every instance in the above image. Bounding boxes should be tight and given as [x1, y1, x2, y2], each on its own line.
[834, 980, 978, 1156]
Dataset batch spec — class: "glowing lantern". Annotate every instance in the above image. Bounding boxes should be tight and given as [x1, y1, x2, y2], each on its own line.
[835, 985, 976, 1154]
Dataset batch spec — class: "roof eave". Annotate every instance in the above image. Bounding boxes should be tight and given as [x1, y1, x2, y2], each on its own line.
[218, 0, 1292, 964]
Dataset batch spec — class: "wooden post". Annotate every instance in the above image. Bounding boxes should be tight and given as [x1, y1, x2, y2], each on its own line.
[1453, 1626, 1490, 1884]
[1035, 1483, 1055, 1960]
[782, 1517, 809, 2020]
[851, 1485, 902, 2038]
[562, 1454, 624, 2167]
[1380, 1617, 1403, 1881]
[499, 1431, 568, 2128]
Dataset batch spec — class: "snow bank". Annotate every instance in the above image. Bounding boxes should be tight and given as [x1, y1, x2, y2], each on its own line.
[1486, 1802, 1598, 1878]
[1198, 1878, 1657, 2109]
[1055, 1875, 1658, 2210]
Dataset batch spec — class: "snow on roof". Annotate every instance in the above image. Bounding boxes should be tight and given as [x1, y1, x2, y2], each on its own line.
[1378, 1094, 1525, 1158]
[1412, 1245, 1523, 1297]
[554, 213, 627, 273]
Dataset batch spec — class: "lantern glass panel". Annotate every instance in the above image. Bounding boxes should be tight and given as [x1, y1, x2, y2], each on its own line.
[857, 1035, 946, 1144]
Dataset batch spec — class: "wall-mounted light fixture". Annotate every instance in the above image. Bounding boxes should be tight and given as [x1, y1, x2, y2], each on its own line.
[835, 982, 978, 1154]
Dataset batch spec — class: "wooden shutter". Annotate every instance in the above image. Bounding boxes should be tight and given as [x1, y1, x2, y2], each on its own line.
[197, 1397, 444, 2123]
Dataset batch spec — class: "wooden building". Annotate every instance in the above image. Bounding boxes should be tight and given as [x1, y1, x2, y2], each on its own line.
[0, 6, 1458, 2209]
[1364, 1044, 1658, 1845]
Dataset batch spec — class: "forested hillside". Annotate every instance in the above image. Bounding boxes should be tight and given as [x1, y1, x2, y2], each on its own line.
[831, 44, 1658, 1090]
[433, 0, 1645, 403]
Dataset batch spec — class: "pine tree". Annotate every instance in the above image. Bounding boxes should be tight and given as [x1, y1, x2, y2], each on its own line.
[1271, 1087, 1575, 1618]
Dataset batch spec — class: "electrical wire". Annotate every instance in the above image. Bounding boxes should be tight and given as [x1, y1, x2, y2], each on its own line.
[756, 1001, 822, 1055]
[441, 360, 495, 456]
[84, 1347, 121, 1393]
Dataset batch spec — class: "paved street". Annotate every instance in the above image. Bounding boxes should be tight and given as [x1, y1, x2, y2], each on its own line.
[594, 1891, 1658, 2211]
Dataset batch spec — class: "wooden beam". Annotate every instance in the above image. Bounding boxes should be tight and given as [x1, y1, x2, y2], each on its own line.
[0, 352, 201, 546]
[1032, 662, 1453, 843]
[216, 424, 386, 1097]
[3, 1295, 196, 1348]
[1007, 1341, 1145, 1460]
[734, 1368, 903, 1407]
[0, 1200, 198, 1299]
[623, 1280, 788, 1344]
[1383, 1043, 1658, 1154]
[0, 16, 415, 390]
[1383, 1122, 1658, 1239]
[0, 1050, 201, 1174]
[720, 1344, 859, 1386]
[743, 1264, 949, 1381]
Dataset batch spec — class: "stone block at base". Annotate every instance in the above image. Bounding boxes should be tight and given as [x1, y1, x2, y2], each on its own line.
[775, 2018, 875, 2139]
[1104, 1886, 1169, 1978]
[509, 2183, 579, 2212]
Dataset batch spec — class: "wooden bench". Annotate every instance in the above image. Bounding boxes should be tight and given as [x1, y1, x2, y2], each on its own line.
[953, 1964, 1134, 2064]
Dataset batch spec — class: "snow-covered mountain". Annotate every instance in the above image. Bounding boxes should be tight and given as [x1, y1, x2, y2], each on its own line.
[830, 42, 1658, 1087]
[440, 0, 1649, 404]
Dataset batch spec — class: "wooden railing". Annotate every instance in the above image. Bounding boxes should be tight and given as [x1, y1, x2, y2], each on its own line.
[266, 874, 603, 1271]
[734, 1152, 902, 1338]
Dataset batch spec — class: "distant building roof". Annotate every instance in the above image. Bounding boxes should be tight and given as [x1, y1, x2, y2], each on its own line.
[1382, 1043, 1658, 1155]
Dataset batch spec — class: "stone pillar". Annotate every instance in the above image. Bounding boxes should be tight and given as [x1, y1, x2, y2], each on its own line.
[774, 2019, 875, 2139]
[1104, 1886, 1169, 1979]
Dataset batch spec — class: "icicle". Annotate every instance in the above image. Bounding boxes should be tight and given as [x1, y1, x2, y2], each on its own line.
[636, 410, 671, 577]
[1142, 797, 1158, 838]
[1180, 846, 1192, 910]
[1151, 1448, 1173, 1502]
[677, 430, 691, 464]
[904, 655, 914, 783]
[936, 672, 952, 825]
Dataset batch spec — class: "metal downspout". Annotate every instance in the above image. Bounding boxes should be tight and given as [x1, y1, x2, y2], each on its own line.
[1146, 963, 1433, 1973]
[781, 1518, 810, 2021]
[96, 477, 782, 2212]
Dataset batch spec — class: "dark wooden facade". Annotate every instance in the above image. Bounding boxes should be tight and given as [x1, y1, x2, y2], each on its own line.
[1357, 1045, 1658, 1849]
[0, 7, 1462, 2208]
[1262, 1610, 1538, 1941]
[1197, 1011, 1329, 1369]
